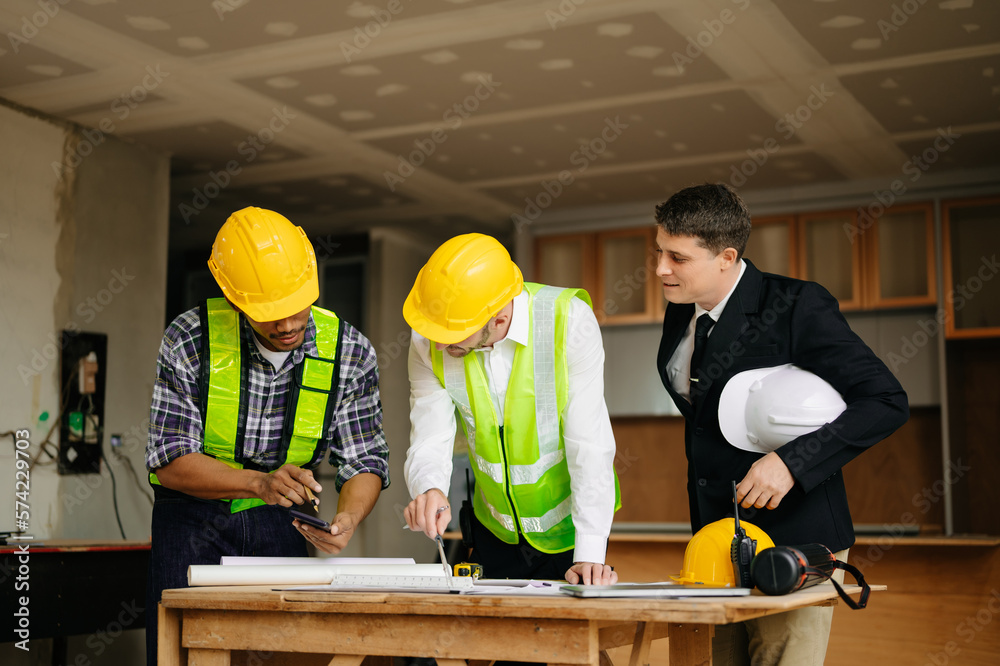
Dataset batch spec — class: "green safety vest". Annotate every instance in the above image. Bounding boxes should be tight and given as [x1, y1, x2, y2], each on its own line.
[150, 298, 341, 513]
[431, 283, 621, 553]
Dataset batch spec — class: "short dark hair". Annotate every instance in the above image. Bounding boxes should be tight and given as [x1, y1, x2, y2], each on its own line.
[655, 183, 752, 258]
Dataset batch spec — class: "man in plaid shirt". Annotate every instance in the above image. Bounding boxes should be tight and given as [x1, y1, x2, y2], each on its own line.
[144, 207, 389, 665]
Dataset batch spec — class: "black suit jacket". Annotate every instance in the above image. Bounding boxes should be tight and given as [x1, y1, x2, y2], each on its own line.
[657, 261, 909, 551]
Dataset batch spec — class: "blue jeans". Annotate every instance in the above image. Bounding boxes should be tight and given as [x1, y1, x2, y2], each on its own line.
[145, 492, 307, 665]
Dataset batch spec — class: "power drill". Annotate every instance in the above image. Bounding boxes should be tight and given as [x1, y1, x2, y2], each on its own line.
[731, 480, 758, 588]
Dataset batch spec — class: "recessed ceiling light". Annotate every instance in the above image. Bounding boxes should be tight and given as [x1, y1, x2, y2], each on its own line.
[626, 46, 663, 59]
[342, 64, 381, 76]
[177, 37, 209, 50]
[340, 110, 375, 121]
[265, 22, 298, 37]
[505, 39, 544, 50]
[596, 23, 633, 38]
[126, 16, 170, 31]
[652, 66, 684, 77]
[376, 83, 409, 96]
[851, 38, 882, 50]
[819, 16, 864, 29]
[305, 94, 338, 107]
[539, 59, 573, 71]
[266, 76, 300, 89]
[423, 50, 460, 65]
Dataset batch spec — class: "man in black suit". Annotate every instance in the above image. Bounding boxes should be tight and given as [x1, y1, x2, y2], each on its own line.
[654, 183, 908, 665]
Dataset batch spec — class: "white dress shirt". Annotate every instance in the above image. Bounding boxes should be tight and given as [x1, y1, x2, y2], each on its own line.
[404, 289, 617, 564]
[667, 260, 747, 401]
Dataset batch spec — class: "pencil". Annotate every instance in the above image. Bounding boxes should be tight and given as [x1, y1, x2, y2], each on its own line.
[304, 486, 319, 507]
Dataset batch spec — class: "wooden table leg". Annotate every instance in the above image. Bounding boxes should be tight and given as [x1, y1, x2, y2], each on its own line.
[188, 648, 231, 665]
[327, 657, 366, 666]
[158, 605, 184, 666]
[667, 623, 711, 666]
[628, 622, 652, 666]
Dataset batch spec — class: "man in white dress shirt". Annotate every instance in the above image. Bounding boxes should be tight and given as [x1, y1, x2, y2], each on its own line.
[402, 233, 619, 585]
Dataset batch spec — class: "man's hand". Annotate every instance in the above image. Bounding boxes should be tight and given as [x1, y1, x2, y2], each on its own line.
[255, 464, 322, 507]
[736, 452, 795, 510]
[403, 488, 451, 539]
[294, 510, 360, 554]
[565, 562, 617, 585]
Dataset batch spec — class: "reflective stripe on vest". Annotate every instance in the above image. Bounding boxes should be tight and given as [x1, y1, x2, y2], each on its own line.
[432, 283, 584, 553]
[150, 300, 340, 513]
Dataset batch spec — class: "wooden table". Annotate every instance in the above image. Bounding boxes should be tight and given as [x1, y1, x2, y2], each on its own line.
[1, 539, 149, 664]
[159, 583, 873, 665]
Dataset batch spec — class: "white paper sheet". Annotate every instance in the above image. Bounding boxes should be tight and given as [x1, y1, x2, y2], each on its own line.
[188, 563, 446, 586]
[219, 556, 415, 566]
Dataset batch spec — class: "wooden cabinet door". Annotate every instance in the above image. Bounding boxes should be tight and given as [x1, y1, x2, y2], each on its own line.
[865, 203, 936, 309]
[744, 215, 797, 278]
[799, 211, 863, 311]
[942, 198, 1000, 338]
[534, 233, 596, 297]
[596, 227, 657, 325]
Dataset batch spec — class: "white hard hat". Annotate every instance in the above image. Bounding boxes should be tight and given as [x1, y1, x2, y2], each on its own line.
[719, 364, 847, 453]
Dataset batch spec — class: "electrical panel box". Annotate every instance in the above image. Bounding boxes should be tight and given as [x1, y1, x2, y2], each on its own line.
[59, 331, 107, 475]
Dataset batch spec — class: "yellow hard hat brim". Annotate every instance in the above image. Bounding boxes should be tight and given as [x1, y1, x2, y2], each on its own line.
[229, 279, 318, 323]
[403, 286, 490, 345]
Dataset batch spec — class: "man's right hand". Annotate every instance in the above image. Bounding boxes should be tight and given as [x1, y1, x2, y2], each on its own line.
[404, 488, 451, 539]
[255, 464, 322, 508]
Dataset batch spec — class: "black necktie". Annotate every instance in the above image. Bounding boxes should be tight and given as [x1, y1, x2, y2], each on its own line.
[689, 313, 715, 397]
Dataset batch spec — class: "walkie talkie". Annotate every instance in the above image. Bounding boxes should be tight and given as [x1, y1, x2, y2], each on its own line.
[731, 480, 757, 588]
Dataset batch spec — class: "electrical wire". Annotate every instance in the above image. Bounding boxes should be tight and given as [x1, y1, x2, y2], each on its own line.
[104, 440, 127, 540]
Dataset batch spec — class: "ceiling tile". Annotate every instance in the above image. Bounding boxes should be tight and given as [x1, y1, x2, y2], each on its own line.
[127, 120, 306, 175]
[236, 12, 729, 132]
[367, 91, 796, 183]
[771, 0, 1000, 64]
[841, 54, 1000, 133]
[482, 152, 845, 214]
[0, 42, 93, 88]
[896, 126, 1000, 174]
[65, 0, 498, 57]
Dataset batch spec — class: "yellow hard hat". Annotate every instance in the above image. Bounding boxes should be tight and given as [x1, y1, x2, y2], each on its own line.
[207, 206, 318, 322]
[403, 233, 523, 344]
[672, 518, 775, 587]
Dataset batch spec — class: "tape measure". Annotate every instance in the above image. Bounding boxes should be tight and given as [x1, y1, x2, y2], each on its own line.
[453, 562, 483, 578]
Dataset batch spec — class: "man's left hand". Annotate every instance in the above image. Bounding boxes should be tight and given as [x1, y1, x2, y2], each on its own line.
[736, 451, 795, 510]
[565, 562, 617, 585]
[293, 511, 359, 554]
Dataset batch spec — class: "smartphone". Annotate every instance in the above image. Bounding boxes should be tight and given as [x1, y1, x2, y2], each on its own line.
[288, 507, 331, 532]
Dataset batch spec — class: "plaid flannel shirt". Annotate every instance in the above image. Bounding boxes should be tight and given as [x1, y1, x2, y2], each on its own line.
[146, 306, 389, 491]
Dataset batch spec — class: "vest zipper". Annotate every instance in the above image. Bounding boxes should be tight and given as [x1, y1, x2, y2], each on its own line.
[477, 355, 522, 538]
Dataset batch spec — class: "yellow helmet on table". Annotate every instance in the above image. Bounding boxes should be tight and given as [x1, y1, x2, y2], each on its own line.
[207, 206, 318, 322]
[672, 518, 775, 587]
[403, 233, 523, 344]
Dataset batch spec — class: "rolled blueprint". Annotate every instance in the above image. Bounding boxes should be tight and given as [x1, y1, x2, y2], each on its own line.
[187, 563, 446, 586]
